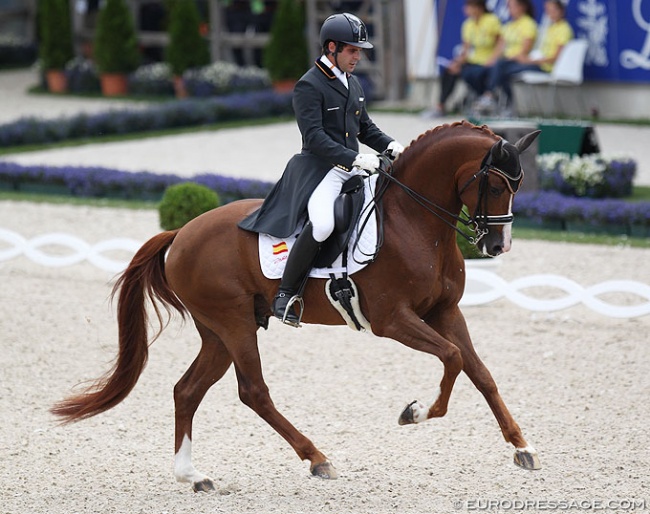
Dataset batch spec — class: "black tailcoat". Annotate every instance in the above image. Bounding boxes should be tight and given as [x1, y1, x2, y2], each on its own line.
[238, 59, 393, 237]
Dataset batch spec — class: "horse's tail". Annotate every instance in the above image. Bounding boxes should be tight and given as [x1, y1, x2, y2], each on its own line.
[51, 230, 187, 423]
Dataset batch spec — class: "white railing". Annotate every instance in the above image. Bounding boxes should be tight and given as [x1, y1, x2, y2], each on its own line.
[0, 228, 140, 274]
[2, 228, 649, 318]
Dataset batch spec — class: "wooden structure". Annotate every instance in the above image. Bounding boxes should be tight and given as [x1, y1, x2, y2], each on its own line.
[4, 0, 407, 101]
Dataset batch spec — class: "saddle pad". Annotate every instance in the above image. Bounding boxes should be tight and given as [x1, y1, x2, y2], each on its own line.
[259, 175, 379, 279]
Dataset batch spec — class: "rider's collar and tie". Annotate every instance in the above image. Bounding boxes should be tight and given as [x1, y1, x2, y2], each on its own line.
[319, 55, 348, 89]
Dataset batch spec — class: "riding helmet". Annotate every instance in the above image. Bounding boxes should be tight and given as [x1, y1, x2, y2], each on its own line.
[320, 13, 373, 49]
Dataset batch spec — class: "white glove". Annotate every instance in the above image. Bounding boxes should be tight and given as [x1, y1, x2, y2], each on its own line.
[387, 140, 405, 159]
[352, 153, 380, 174]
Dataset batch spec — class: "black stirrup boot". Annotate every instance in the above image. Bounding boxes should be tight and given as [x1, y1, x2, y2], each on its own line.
[273, 222, 321, 327]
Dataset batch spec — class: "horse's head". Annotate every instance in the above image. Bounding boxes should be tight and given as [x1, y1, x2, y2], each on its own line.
[458, 130, 540, 257]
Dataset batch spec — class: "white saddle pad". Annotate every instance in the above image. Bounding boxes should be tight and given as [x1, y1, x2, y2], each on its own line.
[258, 175, 379, 279]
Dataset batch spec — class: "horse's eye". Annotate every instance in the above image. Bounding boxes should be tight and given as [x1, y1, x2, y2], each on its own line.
[490, 186, 504, 196]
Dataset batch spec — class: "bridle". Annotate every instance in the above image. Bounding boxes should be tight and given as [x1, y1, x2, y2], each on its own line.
[457, 148, 524, 242]
[372, 144, 523, 246]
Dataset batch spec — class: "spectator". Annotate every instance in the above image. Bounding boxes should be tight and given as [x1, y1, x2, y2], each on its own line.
[522, 0, 574, 73]
[473, 0, 538, 115]
[424, 0, 501, 118]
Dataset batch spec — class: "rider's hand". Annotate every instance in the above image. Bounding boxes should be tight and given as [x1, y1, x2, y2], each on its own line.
[387, 140, 405, 159]
[353, 153, 380, 174]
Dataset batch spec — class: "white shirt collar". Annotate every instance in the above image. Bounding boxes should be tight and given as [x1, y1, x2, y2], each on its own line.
[320, 54, 348, 89]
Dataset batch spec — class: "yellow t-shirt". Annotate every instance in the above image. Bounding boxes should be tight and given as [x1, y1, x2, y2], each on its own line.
[461, 13, 502, 65]
[540, 19, 574, 71]
[501, 15, 538, 59]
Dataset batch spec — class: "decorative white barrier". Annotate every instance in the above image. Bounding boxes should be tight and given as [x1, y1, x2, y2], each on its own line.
[2, 228, 649, 318]
[0, 228, 141, 274]
[460, 269, 650, 318]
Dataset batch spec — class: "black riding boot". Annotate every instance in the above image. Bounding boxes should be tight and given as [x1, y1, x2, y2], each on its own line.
[273, 222, 321, 327]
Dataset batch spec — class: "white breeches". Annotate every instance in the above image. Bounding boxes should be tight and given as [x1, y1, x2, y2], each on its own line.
[308, 166, 366, 242]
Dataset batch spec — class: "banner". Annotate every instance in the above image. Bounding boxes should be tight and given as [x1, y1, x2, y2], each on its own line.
[437, 0, 650, 83]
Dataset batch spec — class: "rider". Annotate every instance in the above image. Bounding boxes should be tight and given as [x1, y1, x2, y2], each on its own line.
[239, 12, 405, 326]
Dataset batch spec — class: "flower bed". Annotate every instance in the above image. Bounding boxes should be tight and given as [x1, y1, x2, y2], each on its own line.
[0, 90, 293, 147]
[538, 152, 636, 198]
[513, 190, 650, 236]
[58, 57, 271, 98]
[0, 162, 273, 204]
[515, 153, 646, 236]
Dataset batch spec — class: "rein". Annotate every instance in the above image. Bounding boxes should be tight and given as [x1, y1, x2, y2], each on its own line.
[351, 143, 520, 262]
[374, 154, 514, 245]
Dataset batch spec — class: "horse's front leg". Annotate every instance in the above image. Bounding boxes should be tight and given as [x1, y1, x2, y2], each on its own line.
[427, 307, 541, 470]
[373, 309, 464, 425]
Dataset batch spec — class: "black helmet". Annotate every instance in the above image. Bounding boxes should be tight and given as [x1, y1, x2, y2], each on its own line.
[320, 13, 373, 49]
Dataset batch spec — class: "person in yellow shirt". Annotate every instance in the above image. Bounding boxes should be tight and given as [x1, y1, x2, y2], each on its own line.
[521, 0, 574, 72]
[425, 0, 501, 117]
[473, 0, 538, 114]
[475, 0, 574, 115]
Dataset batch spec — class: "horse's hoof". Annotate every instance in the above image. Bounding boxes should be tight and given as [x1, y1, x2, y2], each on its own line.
[513, 447, 542, 470]
[192, 478, 216, 492]
[398, 400, 426, 425]
[311, 460, 338, 479]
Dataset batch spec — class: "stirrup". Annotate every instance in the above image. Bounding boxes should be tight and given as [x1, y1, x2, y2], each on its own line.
[281, 294, 305, 328]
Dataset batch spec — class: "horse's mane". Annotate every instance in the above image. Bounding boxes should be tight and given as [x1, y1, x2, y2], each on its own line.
[395, 120, 499, 170]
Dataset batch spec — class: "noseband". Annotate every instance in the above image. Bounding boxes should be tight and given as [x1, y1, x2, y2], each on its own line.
[458, 159, 523, 242]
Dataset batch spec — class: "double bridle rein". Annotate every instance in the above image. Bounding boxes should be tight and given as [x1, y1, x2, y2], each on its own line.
[374, 147, 523, 246]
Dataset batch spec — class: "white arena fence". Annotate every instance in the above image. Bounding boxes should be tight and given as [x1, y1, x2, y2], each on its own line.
[2, 228, 650, 319]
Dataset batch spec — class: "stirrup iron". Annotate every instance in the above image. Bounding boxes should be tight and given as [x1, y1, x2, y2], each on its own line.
[281, 294, 305, 327]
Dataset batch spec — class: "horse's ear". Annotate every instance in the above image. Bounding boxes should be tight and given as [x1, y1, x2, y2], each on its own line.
[514, 130, 541, 154]
[490, 139, 507, 161]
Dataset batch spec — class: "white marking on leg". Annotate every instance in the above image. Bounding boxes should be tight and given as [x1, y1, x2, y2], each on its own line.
[412, 387, 441, 423]
[174, 435, 210, 485]
[515, 445, 537, 454]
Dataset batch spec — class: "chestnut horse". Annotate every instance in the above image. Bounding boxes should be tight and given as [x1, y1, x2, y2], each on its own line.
[52, 121, 541, 492]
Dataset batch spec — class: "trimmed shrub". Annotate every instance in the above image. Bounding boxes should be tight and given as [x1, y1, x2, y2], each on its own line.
[165, 0, 210, 76]
[263, 0, 309, 82]
[94, 0, 140, 74]
[38, 0, 74, 70]
[159, 182, 220, 230]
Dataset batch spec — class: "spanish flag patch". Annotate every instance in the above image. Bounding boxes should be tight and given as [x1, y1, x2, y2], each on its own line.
[272, 242, 288, 255]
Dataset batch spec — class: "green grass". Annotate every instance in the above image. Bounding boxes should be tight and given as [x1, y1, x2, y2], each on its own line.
[0, 190, 158, 210]
[513, 226, 650, 248]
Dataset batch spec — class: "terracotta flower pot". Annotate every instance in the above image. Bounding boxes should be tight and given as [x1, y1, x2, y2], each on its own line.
[100, 73, 128, 96]
[272, 79, 297, 93]
[45, 70, 68, 94]
[173, 75, 188, 98]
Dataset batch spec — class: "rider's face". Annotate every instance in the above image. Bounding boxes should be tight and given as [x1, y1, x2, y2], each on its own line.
[329, 43, 362, 73]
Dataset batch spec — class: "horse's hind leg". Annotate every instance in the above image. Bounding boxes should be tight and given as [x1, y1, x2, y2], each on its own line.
[174, 319, 233, 492]
[213, 315, 337, 479]
[431, 308, 541, 470]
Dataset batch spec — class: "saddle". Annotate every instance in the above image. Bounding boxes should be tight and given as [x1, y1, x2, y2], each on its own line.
[314, 174, 367, 268]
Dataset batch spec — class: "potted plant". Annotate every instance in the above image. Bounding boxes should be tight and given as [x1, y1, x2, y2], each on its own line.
[93, 0, 140, 96]
[262, 0, 308, 92]
[38, 0, 74, 93]
[165, 0, 210, 98]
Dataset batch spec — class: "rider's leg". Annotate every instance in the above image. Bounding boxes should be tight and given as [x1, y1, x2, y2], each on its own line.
[272, 167, 349, 326]
[272, 222, 321, 326]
